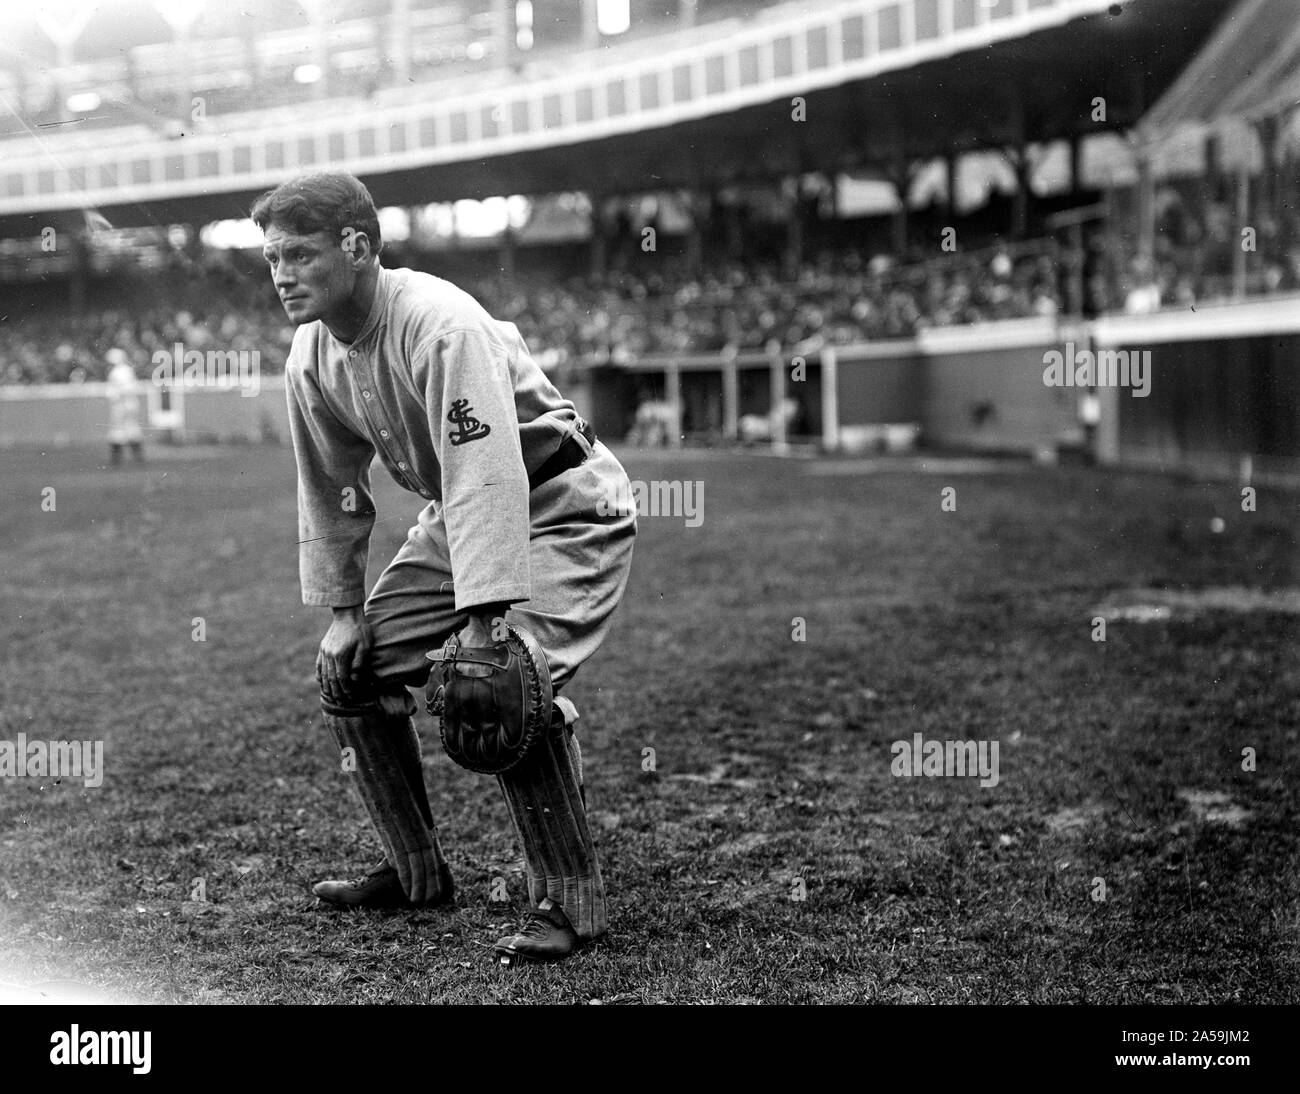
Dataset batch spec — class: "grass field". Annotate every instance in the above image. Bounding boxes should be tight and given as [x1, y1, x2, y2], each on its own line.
[0, 443, 1297, 1004]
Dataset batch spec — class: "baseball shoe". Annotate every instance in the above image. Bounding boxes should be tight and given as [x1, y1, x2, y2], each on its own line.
[312, 859, 454, 909]
[493, 898, 585, 965]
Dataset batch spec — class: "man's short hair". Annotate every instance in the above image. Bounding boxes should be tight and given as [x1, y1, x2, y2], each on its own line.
[250, 171, 382, 256]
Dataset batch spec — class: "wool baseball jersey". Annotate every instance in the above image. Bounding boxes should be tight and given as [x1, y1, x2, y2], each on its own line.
[285, 265, 585, 612]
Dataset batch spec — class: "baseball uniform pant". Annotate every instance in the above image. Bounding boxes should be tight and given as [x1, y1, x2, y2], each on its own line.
[328, 438, 635, 936]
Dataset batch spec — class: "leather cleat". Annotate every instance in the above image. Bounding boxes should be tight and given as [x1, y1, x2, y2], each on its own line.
[493, 898, 584, 965]
[313, 859, 454, 909]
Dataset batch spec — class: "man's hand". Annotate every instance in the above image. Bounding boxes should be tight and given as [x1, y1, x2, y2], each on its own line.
[318, 604, 372, 706]
[456, 603, 512, 648]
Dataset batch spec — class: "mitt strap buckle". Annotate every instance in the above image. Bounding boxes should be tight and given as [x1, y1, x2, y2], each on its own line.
[426, 634, 512, 677]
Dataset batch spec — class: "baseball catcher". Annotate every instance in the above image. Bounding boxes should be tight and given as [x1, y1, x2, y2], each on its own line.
[252, 171, 635, 963]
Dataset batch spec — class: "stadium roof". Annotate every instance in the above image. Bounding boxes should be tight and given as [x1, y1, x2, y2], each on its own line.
[364, 0, 1231, 206]
[1140, 0, 1300, 133]
[0, 0, 1233, 235]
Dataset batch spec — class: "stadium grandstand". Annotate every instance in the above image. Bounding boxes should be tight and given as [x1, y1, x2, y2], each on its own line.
[1, 0, 1297, 478]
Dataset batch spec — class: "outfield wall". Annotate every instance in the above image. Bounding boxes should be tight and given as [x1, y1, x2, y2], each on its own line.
[0, 372, 591, 449]
[1092, 295, 1300, 480]
[831, 342, 925, 426]
[913, 318, 1075, 454]
[826, 300, 1300, 473]
[608, 316, 1075, 454]
[0, 380, 292, 448]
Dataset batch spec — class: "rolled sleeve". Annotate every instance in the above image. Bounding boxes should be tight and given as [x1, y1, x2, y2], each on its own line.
[285, 364, 377, 607]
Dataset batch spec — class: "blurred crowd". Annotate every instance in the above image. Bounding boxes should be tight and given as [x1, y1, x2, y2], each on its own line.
[3, 188, 1298, 384]
[0, 303, 294, 386]
[472, 245, 1064, 365]
[0, 245, 1060, 384]
[1102, 187, 1300, 313]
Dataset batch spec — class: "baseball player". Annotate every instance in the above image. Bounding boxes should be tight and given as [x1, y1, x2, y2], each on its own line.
[252, 171, 636, 963]
[105, 348, 145, 465]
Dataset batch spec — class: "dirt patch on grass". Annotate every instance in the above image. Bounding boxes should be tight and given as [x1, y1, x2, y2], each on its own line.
[1096, 586, 1300, 621]
[1176, 789, 1253, 829]
[713, 832, 773, 857]
[1044, 804, 1111, 834]
[806, 457, 1027, 476]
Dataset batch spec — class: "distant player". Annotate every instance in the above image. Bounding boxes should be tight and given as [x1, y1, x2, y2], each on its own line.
[105, 348, 145, 465]
[251, 172, 635, 963]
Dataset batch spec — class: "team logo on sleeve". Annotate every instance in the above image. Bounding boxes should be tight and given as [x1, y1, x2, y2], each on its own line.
[447, 399, 491, 445]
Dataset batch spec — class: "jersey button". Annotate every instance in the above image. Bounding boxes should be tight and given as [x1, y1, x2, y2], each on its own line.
[398, 460, 408, 470]
[349, 350, 358, 359]
[379, 429, 390, 438]
[362, 390, 372, 399]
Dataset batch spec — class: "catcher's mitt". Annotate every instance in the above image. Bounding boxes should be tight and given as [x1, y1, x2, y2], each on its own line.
[424, 622, 553, 775]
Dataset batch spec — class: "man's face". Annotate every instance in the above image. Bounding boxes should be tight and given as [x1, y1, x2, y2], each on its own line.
[262, 225, 357, 325]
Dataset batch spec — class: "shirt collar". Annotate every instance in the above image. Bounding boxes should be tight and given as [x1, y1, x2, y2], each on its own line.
[331, 266, 390, 349]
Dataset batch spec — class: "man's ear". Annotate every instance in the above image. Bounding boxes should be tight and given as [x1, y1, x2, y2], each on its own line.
[339, 226, 372, 264]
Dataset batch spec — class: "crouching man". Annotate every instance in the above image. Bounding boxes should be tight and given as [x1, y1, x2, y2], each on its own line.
[252, 171, 635, 963]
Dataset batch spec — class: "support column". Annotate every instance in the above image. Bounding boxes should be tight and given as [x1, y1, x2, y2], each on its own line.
[1095, 368, 1120, 465]
[685, 190, 705, 276]
[493, 0, 514, 67]
[1069, 134, 1084, 197]
[1200, 131, 1221, 224]
[886, 141, 917, 256]
[390, 0, 413, 84]
[820, 346, 839, 453]
[723, 190, 744, 260]
[1135, 142, 1155, 262]
[768, 341, 788, 455]
[175, 22, 196, 118]
[302, 0, 330, 99]
[1068, 221, 1085, 318]
[1278, 106, 1299, 260]
[782, 177, 803, 279]
[1233, 159, 1250, 300]
[68, 227, 89, 314]
[1252, 115, 1278, 241]
[1003, 145, 1032, 239]
[582, 0, 601, 50]
[665, 362, 683, 449]
[891, 183, 908, 254]
[1002, 89, 1030, 238]
[721, 346, 739, 441]
[944, 152, 959, 221]
[589, 195, 611, 279]
[241, 13, 263, 87]
[500, 225, 516, 281]
[406, 205, 425, 250]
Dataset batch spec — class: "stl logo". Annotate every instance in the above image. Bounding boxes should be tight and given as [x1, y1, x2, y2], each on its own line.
[447, 399, 491, 445]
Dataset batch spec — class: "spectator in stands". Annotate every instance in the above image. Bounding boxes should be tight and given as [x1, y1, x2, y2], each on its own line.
[15, 190, 1300, 391]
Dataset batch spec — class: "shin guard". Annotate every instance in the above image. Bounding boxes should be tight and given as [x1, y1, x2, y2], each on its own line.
[322, 695, 451, 904]
[496, 702, 606, 939]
